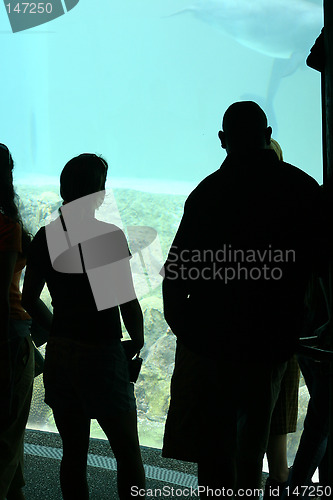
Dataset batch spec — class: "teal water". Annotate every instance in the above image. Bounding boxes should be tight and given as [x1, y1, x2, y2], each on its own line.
[3, 0, 323, 458]
[1, 0, 323, 188]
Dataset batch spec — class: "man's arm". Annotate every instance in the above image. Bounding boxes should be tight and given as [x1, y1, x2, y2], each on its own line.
[162, 197, 195, 338]
[162, 275, 190, 336]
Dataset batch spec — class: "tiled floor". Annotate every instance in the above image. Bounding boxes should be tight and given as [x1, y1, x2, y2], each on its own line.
[23, 429, 271, 499]
[23, 429, 200, 499]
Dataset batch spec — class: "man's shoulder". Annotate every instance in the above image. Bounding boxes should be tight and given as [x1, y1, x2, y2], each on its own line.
[280, 160, 319, 189]
[190, 156, 320, 192]
[184, 154, 320, 209]
[186, 169, 222, 204]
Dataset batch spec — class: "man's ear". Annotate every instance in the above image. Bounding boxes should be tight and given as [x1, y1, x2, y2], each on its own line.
[218, 130, 227, 149]
[265, 126, 272, 145]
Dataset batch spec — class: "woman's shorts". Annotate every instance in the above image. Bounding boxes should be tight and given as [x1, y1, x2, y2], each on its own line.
[43, 337, 136, 417]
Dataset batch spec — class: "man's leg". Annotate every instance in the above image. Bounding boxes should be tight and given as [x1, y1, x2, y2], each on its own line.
[198, 428, 237, 499]
[197, 359, 239, 499]
[237, 361, 286, 497]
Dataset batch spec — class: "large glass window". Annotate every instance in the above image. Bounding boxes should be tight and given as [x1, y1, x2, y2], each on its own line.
[5, 0, 323, 459]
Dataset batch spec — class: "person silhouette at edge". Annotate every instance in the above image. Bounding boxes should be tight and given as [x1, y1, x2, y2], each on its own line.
[0, 144, 36, 500]
[22, 154, 145, 500]
[162, 101, 322, 498]
[263, 139, 301, 499]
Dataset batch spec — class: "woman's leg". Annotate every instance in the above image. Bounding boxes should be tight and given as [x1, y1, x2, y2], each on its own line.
[53, 411, 91, 500]
[98, 411, 145, 500]
[291, 357, 330, 488]
[0, 335, 34, 500]
[266, 434, 289, 483]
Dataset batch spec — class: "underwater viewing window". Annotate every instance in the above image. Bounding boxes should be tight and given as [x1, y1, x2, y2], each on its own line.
[2, 0, 323, 464]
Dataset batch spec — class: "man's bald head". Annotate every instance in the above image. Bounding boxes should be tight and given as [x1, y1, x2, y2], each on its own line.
[218, 101, 272, 154]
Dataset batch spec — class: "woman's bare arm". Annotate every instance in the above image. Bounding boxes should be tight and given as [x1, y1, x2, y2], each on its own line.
[0, 251, 17, 399]
[0, 251, 17, 342]
[120, 298, 144, 360]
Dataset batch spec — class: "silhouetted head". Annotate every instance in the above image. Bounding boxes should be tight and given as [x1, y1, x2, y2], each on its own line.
[218, 101, 272, 154]
[0, 142, 13, 181]
[60, 153, 108, 203]
[0, 143, 31, 252]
